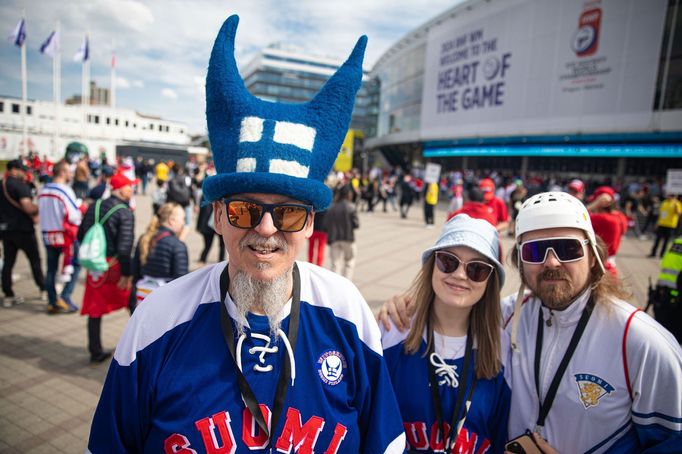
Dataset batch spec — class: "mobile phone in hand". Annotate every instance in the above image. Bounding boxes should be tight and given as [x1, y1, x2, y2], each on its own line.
[505, 432, 543, 454]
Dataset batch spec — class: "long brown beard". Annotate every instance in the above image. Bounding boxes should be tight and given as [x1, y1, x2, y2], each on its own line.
[533, 269, 577, 310]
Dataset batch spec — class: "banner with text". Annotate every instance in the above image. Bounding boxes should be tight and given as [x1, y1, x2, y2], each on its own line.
[420, 0, 668, 139]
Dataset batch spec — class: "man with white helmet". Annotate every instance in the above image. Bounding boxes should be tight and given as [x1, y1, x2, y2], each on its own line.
[506, 191, 681, 452]
[378, 192, 682, 452]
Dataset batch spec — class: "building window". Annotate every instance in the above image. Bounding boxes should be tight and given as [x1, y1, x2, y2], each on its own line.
[133, 123, 137, 128]
[26, 105, 32, 115]
[158, 124, 163, 132]
[12, 103, 20, 114]
[0, 101, 3, 112]
[106, 117, 111, 125]
[94, 115, 100, 124]
[87, 114, 92, 123]
[149, 123, 154, 130]
[125, 120, 129, 127]
[115, 119, 119, 126]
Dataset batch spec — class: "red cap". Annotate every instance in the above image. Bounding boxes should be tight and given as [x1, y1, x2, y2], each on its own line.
[110, 173, 140, 190]
[567, 179, 584, 193]
[479, 178, 495, 201]
[587, 186, 616, 203]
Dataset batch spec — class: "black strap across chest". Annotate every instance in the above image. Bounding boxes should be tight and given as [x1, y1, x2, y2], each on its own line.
[423, 322, 477, 454]
[218, 264, 301, 448]
[533, 296, 594, 429]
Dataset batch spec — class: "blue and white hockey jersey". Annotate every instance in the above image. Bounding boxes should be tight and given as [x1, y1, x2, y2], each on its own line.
[381, 322, 511, 453]
[87, 261, 405, 453]
[505, 290, 682, 453]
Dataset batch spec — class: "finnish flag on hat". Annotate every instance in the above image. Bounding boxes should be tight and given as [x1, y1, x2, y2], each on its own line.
[202, 15, 366, 211]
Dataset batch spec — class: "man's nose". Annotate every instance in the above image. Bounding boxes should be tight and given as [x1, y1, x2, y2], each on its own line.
[254, 211, 278, 237]
[544, 248, 562, 268]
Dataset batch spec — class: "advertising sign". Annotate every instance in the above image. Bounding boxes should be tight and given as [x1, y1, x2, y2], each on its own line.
[424, 162, 442, 184]
[666, 169, 682, 195]
[420, 0, 668, 139]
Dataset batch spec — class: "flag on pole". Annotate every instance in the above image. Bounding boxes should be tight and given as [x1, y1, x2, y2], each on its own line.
[9, 19, 26, 47]
[73, 35, 89, 62]
[39, 30, 58, 57]
[111, 52, 116, 68]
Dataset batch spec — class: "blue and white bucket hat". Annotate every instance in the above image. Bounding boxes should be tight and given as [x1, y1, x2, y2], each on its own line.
[421, 214, 505, 286]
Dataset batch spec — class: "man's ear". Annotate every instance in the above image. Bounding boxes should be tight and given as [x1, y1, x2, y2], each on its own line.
[212, 201, 223, 233]
[303, 211, 315, 239]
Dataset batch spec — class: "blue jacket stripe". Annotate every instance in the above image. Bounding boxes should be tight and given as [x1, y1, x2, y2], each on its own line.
[632, 411, 682, 424]
[584, 421, 631, 454]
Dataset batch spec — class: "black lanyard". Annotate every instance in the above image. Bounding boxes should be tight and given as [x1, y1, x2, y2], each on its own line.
[533, 296, 594, 429]
[423, 322, 477, 454]
[218, 264, 301, 448]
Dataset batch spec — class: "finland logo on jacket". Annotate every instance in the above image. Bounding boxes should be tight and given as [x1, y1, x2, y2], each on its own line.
[574, 373, 615, 409]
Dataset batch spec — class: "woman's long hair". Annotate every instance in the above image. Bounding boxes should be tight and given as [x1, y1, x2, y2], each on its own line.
[139, 202, 180, 265]
[403, 253, 502, 380]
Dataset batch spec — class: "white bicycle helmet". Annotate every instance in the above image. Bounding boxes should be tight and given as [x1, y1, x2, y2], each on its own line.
[515, 191, 596, 245]
[510, 191, 604, 351]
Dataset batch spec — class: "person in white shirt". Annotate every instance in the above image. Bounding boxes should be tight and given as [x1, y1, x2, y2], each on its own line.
[38, 159, 82, 313]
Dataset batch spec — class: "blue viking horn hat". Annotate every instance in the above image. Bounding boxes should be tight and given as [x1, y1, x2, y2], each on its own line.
[202, 15, 367, 211]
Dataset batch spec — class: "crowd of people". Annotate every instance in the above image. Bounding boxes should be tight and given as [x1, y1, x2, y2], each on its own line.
[2, 14, 682, 452]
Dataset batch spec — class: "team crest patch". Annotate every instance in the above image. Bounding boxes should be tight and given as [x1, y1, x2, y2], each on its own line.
[574, 374, 615, 409]
[317, 350, 346, 386]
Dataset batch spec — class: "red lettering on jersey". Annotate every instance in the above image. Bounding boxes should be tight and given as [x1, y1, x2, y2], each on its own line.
[242, 404, 272, 449]
[274, 408, 325, 454]
[453, 427, 485, 454]
[429, 421, 451, 451]
[164, 433, 198, 453]
[404, 422, 429, 450]
[195, 411, 237, 454]
[323, 423, 348, 454]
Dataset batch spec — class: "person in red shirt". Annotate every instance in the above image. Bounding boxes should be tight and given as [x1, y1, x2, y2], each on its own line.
[479, 178, 510, 233]
[567, 179, 585, 202]
[447, 188, 497, 226]
[587, 186, 628, 276]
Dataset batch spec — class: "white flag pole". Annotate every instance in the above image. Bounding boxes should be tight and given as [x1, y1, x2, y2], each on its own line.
[110, 39, 116, 109]
[52, 21, 61, 158]
[20, 14, 28, 157]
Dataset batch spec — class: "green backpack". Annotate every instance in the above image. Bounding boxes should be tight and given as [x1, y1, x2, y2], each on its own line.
[79, 199, 127, 272]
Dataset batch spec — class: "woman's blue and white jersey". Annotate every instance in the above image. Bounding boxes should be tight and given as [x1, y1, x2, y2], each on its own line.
[87, 261, 405, 453]
[381, 321, 512, 453]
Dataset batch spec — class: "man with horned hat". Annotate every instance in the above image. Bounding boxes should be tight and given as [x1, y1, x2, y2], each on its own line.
[87, 15, 405, 453]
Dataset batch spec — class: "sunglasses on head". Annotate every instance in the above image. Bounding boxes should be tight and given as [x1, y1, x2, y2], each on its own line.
[221, 198, 312, 233]
[434, 251, 495, 283]
[519, 237, 589, 264]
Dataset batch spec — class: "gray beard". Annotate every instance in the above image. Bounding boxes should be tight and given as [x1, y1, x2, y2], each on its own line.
[230, 268, 292, 336]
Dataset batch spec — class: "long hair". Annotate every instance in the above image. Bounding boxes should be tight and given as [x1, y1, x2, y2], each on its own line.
[139, 203, 180, 265]
[404, 253, 503, 380]
[509, 235, 631, 304]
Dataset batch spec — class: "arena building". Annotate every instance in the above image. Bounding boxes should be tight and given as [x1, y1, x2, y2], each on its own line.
[366, 0, 682, 182]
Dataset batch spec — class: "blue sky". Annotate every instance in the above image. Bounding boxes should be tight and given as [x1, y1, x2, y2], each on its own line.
[1, 0, 461, 135]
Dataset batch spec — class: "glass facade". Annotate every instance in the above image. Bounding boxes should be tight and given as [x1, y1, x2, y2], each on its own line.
[243, 51, 374, 135]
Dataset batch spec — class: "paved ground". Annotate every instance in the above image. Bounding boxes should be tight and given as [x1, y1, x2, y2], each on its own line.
[0, 193, 662, 452]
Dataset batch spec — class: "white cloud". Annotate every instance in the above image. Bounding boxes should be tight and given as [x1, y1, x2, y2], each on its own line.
[116, 76, 130, 88]
[161, 88, 177, 99]
[132, 80, 145, 88]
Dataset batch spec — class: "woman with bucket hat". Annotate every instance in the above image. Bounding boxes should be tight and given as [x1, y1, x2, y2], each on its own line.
[381, 214, 510, 453]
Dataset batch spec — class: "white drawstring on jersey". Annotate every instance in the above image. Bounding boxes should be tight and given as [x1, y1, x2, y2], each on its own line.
[236, 330, 297, 386]
[430, 352, 460, 388]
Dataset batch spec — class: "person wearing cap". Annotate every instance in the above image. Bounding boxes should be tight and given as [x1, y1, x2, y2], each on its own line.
[77, 172, 137, 363]
[447, 187, 497, 226]
[503, 192, 682, 452]
[381, 214, 510, 452]
[586, 186, 628, 276]
[86, 165, 114, 201]
[0, 159, 45, 307]
[378, 192, 682, 452]
[566, 178, 585, 201]
[479, 178, 510, 233]
[87, 16, 405, 453]
[38, 159, 82, 314]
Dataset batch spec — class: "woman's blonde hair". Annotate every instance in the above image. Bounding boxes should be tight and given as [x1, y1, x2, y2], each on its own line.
[403, 252, 502, 380]
[139, 202, 182, 265]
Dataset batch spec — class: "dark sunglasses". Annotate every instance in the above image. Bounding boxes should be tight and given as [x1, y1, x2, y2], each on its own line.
[221, 198, 312, 232]
[520, 237, 589, 264]
[434, 251, 495, 283]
